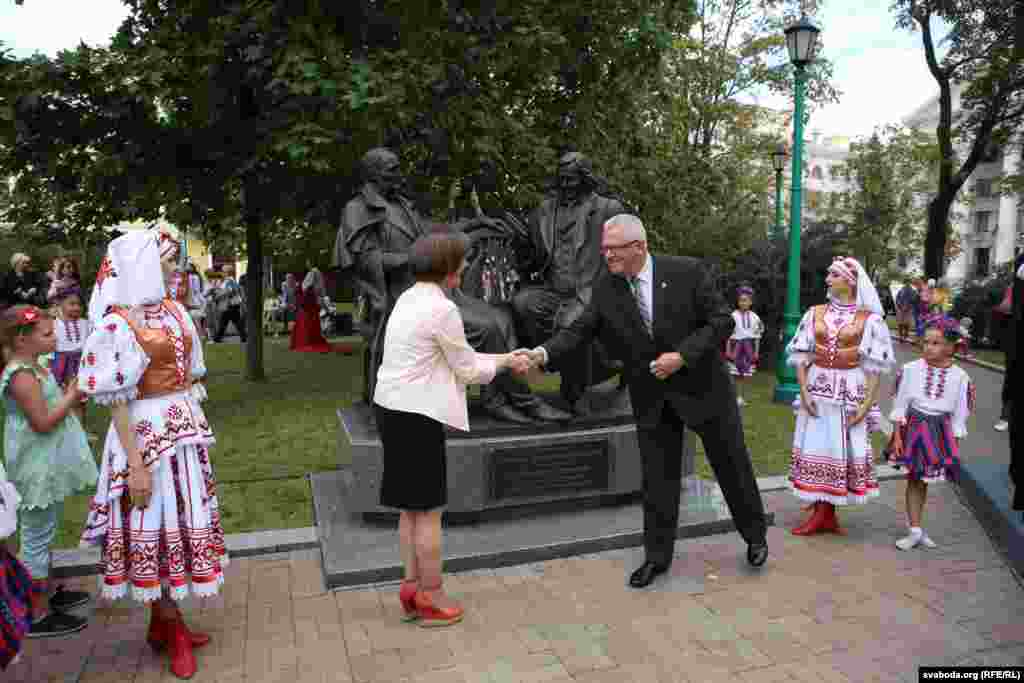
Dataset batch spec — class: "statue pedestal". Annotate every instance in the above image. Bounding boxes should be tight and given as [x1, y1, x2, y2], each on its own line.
[334, 381, 692, 521]
[313, 380, 774, 588]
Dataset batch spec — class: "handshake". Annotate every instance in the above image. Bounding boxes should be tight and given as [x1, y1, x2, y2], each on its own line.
[503, 347, 546, 376]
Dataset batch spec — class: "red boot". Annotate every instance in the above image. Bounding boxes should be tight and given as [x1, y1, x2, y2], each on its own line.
[792, 502, 828, 535]
[147, 606, 211, 651]
[399, 580, 419, 622]
[413, 588, 464, 628]
[166, 617, 197, 680]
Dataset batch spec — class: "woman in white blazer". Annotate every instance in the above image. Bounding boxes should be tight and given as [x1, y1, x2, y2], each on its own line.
[373, 229, 529, 628]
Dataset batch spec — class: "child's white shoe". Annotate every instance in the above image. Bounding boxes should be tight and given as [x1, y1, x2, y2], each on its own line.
[919, 533, 937, 549]
[737, 397, 745, 407]
[896, 527, 923, 551]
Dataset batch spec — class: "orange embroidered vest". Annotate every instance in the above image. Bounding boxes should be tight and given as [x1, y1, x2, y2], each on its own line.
[812, 304, 869, 370]
[112, 301, 193, 399]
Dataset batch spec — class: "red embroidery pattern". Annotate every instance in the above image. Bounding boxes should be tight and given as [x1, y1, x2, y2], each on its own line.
[86, 352, 96, 366]
[87, 375, 96, 391]
[64, 319, 82, 345]
[106, 323, 117, 333]
[924, 365, 948, 401]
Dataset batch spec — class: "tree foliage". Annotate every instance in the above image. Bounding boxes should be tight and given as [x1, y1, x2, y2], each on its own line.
[893, 0, 1024, 279]
[821, 125, 949, 282]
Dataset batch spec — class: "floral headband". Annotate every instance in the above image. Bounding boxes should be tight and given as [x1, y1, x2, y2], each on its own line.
[4, 305, 44, 335]
[828, 256, 858, 286]
[926, 316, 962, 343]
[737, 286, 754, 297]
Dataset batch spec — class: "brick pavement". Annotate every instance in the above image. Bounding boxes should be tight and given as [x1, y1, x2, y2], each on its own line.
[11, 480, 1024, 683]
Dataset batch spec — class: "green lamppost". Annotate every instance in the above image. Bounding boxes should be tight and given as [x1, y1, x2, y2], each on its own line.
[774, 14, 821, 404]
[771, 143, 789, 240]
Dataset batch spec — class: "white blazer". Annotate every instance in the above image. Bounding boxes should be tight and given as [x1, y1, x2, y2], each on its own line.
[373, 282, 500, 431]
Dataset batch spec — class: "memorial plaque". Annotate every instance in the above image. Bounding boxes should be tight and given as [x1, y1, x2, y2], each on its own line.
[489, 441, 609, 501]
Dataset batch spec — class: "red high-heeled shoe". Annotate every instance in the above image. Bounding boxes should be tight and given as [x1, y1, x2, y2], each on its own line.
[413, 588, 463, 628]
[399, 580, 419, 622]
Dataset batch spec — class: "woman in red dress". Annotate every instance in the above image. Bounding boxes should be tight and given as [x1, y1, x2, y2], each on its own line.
[290, 267, 332, 353]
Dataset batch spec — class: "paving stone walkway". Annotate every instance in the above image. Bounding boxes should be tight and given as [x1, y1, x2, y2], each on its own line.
[11, 479, 1024, 683]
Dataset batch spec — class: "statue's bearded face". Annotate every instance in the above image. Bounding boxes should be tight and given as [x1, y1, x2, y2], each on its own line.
[374, 158, 404, 198]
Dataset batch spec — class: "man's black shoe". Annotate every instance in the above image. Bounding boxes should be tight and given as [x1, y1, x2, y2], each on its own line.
[523, 401, 574, 423]
[629, 561, 669, 588]
[747, 542, 768, 568]
[49, 585, 90, 612]
[28, 612, 88, 639]
[485, 404, 536, 425]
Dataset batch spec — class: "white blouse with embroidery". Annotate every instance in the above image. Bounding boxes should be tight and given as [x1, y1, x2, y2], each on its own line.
[785, 301, 895, 408]
[888, 359, 975, 438]
[55, 318, 92, 353]
[730, 310, 763, 342]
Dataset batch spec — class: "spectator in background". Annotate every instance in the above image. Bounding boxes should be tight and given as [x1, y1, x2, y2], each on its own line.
[895, 281, 919, 343]
[47, 257, 81, 307]
[1, 254, 47, 309]
[280, 273, 298, 336]
[994, 271, 1017, 433]
[212, 265, 246, 343]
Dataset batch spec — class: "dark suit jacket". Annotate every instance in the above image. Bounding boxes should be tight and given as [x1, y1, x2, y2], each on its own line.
[543, 255, 736, 428]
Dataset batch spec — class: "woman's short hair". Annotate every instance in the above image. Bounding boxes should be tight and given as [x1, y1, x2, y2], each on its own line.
[410, 227, 469, 283]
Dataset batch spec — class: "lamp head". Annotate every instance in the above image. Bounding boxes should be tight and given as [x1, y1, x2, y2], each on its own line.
[772, 142, 789, 172]
[784, 14, 821, 67]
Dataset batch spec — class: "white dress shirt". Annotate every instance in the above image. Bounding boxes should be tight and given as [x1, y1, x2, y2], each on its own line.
[373, 282, 500, 431]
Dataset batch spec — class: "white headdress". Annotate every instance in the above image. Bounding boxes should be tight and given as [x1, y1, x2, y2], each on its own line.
[88, 229, 180, 328]
[828, 256, 884, 317]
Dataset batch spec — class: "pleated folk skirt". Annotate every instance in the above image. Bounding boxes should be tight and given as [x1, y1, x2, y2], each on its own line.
[375, 404, 448, 511]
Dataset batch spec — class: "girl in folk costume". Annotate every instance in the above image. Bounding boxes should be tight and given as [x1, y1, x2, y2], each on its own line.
[786, 256, 895, 535]
[885, 318, 974, 550]
[0, 305, 97, 638]
[726, 284, 763, 407]
[0, 477, 33, 669]
[78, 231, 226, 680]
[51, 285, 92, 425]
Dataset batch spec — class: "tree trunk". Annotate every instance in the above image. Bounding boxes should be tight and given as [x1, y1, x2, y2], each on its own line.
[924, 190, 956, 281]
[243, 176, 266, 382]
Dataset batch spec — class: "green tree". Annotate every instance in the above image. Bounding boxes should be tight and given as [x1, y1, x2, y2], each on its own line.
[893, 0, 1024, 280]
[822, 125, 942, 281]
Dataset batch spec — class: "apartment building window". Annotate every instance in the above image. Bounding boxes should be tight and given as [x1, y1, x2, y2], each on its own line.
[811, 166, 823, 180]
[974, 248, 990, 278]
[897, 252, 908, 269]
[975, 210, 992, 233]
[975, 179, 993, 198]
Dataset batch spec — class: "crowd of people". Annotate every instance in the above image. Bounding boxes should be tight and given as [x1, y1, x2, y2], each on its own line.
[0, 219, 1020, 675]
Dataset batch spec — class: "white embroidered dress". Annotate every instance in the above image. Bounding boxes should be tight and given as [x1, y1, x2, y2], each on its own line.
[785, 300, 895, 504]
[79, 300, 226, 602]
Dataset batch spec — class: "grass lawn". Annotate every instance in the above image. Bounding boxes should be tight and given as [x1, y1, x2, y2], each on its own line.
[6, 330, 875, 548]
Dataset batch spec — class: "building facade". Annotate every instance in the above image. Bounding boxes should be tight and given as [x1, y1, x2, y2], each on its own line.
[903, 86, 1023, 284]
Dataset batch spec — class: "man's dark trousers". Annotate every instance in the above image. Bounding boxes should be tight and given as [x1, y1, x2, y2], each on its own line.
[638, 396, 765, 567]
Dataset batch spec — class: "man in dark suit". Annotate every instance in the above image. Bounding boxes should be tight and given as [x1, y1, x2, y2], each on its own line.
[1009, 252, 1024, 515]
[520, 214, 769, 587]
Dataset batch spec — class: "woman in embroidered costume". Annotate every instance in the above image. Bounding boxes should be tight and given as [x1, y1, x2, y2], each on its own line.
[885, 318, 974, 550]
[726, 284, 763, 407]
[78, 230, 225, 680]
[785, 256, 895, 535]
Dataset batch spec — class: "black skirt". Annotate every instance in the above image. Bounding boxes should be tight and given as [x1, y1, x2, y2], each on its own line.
[375, 403, 448, 510]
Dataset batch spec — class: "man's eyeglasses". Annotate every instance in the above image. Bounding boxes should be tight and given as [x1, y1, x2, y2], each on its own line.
[601, 241, 641, 254]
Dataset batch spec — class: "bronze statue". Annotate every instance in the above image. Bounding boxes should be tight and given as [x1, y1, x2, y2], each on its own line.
[334, 148, 571, 424]
[511, 152, 626, 412]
